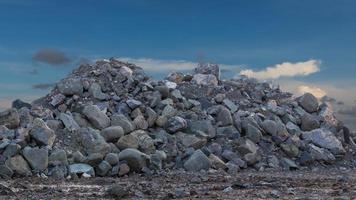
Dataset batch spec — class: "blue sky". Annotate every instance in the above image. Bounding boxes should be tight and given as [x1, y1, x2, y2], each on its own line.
[0, 0, 356, 127]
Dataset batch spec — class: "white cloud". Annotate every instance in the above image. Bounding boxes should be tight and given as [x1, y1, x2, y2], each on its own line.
[239, 59, 321, 80]
[115, 57, 242, 73]
[296, 85, 327, 99]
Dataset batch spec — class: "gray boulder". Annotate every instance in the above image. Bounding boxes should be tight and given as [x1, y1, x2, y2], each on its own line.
[217, 107, 233, 126]
[57, 78, 83, 96]
[5, 155, 31, 176]
[22, 146, 48, 171]
[184, 150, 211, 172]
[59, 112, 80, 131]
[89, 82, 107, 100]
[302, 128, 345, 154]
[82, 105, 110, 130]
[29, 118, 56, 148]
[118, 148, 149, 172]
[261, 120, 277, 136]
[116, 134, 139, 150]
[301, 113, 320, 131]
[76, 128, 111, 155]
[298, 93, 319, 113]
[111, 114, 135, 134]
[49, 149, 68, 166]
[100, 126, 124, 142]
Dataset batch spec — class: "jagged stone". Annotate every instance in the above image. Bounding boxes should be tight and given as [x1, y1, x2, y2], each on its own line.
[82, 105, 110, 130]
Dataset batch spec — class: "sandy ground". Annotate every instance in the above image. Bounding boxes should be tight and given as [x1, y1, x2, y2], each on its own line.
[1, 168, 355, 200]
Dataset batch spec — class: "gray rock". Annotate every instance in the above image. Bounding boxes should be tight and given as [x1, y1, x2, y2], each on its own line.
[166, 116, 187, 133]
[0, 108, 20, 129]
[105, 153, 119, 166]
[82, 105, 110, 130]
[97, 160, 112, 176]
[161, 105, 177, 118]
[107, 185, 129, 198]
[298, 93, 319, 113]
[176, 132, 207, 149]
[50, 93, 66, 107]
[308, 144, 335, 163]
[221, 150, 246, 168]
[187, 120, 216, 138]
[49, 149, 68, 166]
[145, 107, 158, 127]
[280, 157, 299, 170]
[116, 133, 139, 150]
[57, 78, 83, 96]
[192, 74, 218, 86]
[235, 138, 258, 155]
[89, 82, 107, 100]
[76, 128, 111, 155]
[223, 99, 238, 113]
[29, 118, 56, 148]
[209, 154, 227, 170]
[59, 112, 80, 131]
[286, 122, 302, 136]
[130, 130, 155, 154]
[261, 120, 277, 135]
[69, 163, 95, 176]
[0, 165, 13, 178]
[302, 128, 345, 154]
[246, 124, 263, 143]
[133, 115, 148, 130]
[118, 148, 149, 172]
[217, 107, 233, 126]
[3, 143, 21, 158]
[73, 151, 86, 163]
[301, 113, 320, 131]
[100, 126, 124, 142]
[111, 114, 135, 134]
[126, 99, 142, 110]
[184, 150, 211, 172]
[194, 63, 220, 80]
[22, 146, 48, 171]
[5, 155, 31, 176]
[12, 99, 31, 109]
[85, 153, 104, 166]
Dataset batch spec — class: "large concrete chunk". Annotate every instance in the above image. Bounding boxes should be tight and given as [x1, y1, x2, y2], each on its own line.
[29, 118, 56, 148]
[57, 78, 83, 96]
[22, 146, 48, 171]
[82, 105, 110, 130]
[298, 93, 319, 113]
[184, 150, 211, 172]
[302, 128, 345, 154]
[118, 148, 149, 172]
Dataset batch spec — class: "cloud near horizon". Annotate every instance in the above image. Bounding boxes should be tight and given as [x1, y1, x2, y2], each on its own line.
[33, 48, 71, 66]
[116, 57, 242, 73]
[239, 60, 321, 80]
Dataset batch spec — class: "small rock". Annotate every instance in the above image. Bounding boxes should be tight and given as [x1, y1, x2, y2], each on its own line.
[59, 112, 80, 131]
[165, 116, 187, 133]
[107, 185, 128, 198]
[111, 114, 135, 134]
[116, 134, 139, 150]
[223, 99, 238, 113]
[118, 163, 130, 176]
[301, 113, 320, 131]
[126, 99, 142, 110]
[49, 149, 68, 166]
[50, 94, 66, 107]
[89, 82, 107, 100]
[97, 160, 112, 176]
[105, 153, 119, 166]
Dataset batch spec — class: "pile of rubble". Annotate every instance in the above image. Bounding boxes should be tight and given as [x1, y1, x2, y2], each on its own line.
[1, 58, 356, 179]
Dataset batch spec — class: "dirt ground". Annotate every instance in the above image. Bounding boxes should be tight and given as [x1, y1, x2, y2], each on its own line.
[1, 168, 355, 200]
